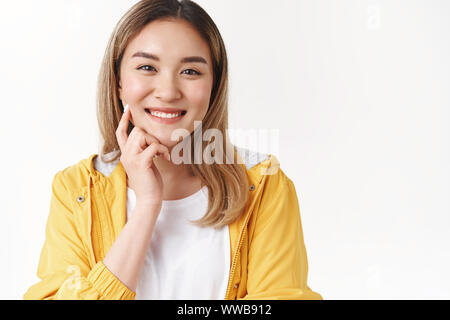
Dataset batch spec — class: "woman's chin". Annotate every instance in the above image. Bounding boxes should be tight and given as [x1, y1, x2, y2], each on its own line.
[139, 125, 192, 149]
[156, 136, 185, 149]
[156, 130, 192, 145]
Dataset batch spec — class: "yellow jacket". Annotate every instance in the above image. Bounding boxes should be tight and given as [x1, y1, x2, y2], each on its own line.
[24, 150, 322, 300]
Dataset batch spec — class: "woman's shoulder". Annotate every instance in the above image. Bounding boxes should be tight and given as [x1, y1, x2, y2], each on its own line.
[51, 153, 99, 189]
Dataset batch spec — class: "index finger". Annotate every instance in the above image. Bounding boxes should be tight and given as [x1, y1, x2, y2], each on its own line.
[116, 104, 132, 151]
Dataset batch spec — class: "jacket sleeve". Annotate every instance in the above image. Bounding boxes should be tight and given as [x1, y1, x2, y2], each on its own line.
[23, 171, 136, 300]
[239, 168, 323, 300]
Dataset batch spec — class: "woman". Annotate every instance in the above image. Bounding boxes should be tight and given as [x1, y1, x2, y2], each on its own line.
[24, 0, 322, 300]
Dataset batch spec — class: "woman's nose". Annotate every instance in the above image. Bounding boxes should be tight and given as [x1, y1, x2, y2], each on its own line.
[153, 73, 181, 101]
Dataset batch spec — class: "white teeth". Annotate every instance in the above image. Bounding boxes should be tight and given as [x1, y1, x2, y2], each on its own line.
[150, 111, 182, 119]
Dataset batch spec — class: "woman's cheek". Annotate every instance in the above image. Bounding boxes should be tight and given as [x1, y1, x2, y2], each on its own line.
[187, 80, 213, 115]
[122, 76, 149, 103]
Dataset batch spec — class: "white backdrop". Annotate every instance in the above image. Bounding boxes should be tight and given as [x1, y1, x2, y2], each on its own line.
[0, 0, 449, 299]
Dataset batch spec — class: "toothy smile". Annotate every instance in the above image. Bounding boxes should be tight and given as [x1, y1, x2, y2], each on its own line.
[145, 109, 187, 119]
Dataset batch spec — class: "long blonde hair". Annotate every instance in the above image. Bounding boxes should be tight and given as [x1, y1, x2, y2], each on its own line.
[96, 0, 249, 229]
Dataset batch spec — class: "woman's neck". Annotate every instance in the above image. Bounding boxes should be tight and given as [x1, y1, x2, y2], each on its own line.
[153, 157, 204, 201]
[153, 156, 194, 181]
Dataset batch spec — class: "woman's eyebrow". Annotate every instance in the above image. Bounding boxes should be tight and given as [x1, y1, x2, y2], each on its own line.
[131, 51, 208, 64]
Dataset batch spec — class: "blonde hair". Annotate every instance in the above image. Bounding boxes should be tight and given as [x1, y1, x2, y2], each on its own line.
[96, 0, 249, 229]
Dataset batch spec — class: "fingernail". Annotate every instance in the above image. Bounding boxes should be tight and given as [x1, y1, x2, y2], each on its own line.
[124, 104, 129, 112]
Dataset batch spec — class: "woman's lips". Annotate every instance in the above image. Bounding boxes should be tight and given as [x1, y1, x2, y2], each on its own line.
[145, 109, 186, 124]
[147, 107, 187, 114]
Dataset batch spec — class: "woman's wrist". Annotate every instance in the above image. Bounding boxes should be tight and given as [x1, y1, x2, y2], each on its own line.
[132, 200, 162, 221]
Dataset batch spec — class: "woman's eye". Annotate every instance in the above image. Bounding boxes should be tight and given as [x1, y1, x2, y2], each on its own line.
[182, 69, 202, 76]
[138, 65, 156, 72]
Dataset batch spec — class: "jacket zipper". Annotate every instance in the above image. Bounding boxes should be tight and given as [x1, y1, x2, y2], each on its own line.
[225, 222, 248, 300]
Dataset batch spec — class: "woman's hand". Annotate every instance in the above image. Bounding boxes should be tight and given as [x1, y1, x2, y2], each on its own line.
[115, 104, 170, 209]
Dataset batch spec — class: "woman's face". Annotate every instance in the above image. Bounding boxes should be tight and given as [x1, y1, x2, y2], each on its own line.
[119, 18, 214, 148]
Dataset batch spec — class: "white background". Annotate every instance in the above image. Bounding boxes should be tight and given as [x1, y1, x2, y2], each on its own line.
[0, 0, 449, 299]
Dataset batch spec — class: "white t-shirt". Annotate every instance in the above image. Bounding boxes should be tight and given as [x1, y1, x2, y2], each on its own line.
[94, 156, 230, 300]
